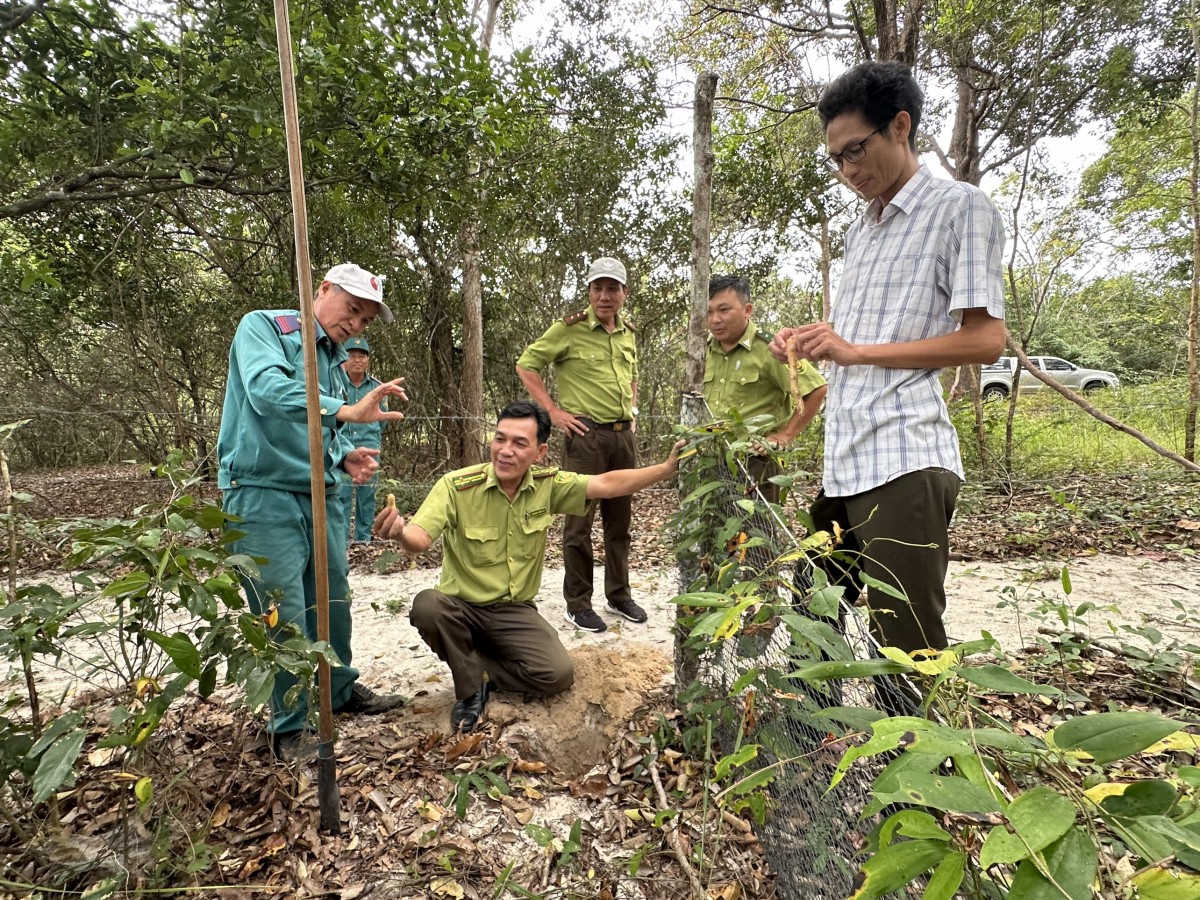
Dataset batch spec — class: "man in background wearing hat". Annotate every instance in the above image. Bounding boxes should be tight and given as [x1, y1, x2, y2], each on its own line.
[341, 335, 387, 544]
[516, 256, 643, 634]
[218, 263, 409, 761]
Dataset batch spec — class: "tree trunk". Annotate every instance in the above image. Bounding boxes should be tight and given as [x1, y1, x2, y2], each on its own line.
[457, 0, 502, 467]
[678, 72, 717, 701]
[685, 73, 717, 392]
[1186, 3, 1200, 461]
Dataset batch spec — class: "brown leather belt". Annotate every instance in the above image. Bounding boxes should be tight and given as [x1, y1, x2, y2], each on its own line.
[579, 417, 632, 433]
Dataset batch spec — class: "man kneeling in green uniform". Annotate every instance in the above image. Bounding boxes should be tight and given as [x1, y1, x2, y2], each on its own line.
[374, 401, 683, 733]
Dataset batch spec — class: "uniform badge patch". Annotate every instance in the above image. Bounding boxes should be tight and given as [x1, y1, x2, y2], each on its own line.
[562, 309, 589, 326]
[274, 314, 302, 334]
[553, 471, 576, 485]
[451, 471, 487, 491]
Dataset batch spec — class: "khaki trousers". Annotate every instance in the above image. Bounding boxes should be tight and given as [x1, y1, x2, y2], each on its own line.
[561, 426, 636, 613]
[410, 589, 574, 701]
[809, 468, 961, 654]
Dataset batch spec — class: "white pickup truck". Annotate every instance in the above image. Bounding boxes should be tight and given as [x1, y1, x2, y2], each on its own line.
[980, 356, 1120, 401]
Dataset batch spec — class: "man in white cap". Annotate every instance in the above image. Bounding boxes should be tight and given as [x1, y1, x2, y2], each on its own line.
[217, 263, 408, 760]
[515, 256, 643, 634]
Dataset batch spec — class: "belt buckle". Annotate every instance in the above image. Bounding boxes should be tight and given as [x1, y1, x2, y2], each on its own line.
[612, 422, 625, 432]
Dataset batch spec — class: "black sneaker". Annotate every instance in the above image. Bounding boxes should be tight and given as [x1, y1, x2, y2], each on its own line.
[337, 682, 406, 715]
[564, 608, 607, 633]
[607, 599, 648, 624]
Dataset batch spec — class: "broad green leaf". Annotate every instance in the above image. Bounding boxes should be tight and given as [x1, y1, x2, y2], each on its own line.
[924, 850, 966, 900]
[179, 167, 194, 184]
[1099, 780, 1178, 818]
[879, 809, 950, 846]
[1178, 766, 1200, 788]
[790, 658, 909, 683]
[1051, 711, 1181, 764]
[979, 786, 1076, 868]
[954, 664, 1063, 696]
[1007, 826, 1097, 900]
[146, 631, 201, 679]
[715, 744, 758, 780]
[849, 839, 947, 900]
[28, 710, 86, 758]
[1060, 566, 1072, 595]
[1130, 868, 1200, 899]
[32, 730, 86, 802]
[101, 571, 151, 599]
[878, 647, 915, 668]
[874, 773, 1002, 814]
[858, 572, 909, 602]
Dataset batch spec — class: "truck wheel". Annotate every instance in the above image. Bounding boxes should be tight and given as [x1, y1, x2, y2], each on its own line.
[1082, 381, 1106, 394]
[982, 385, 1008, 401]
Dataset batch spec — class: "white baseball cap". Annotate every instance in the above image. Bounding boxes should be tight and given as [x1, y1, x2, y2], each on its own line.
[322, 263, 394, 324]
[586, 257, 627, 286]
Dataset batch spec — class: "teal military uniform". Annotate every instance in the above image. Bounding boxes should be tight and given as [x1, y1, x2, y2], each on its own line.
[341, 335, 386, 542]
[408, 463, 591, 701]
[217, 309, 360, 736]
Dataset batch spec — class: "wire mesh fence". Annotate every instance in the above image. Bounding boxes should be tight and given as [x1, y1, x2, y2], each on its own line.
[672, 399, 930, 899]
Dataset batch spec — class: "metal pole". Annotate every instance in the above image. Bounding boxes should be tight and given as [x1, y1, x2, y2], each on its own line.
[272, 0, 340, 833]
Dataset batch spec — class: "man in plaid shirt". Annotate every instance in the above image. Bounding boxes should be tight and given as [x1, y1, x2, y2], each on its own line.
[772, 61, 1006, 659]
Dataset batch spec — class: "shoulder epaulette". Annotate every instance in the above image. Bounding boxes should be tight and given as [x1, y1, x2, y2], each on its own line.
[531, 466, 559, 479]
[622, 317, 636, 333]
[562, 309, 589, 326]
[451, 470, 488, 491]
[754, 330, 774, 344]
[274, 314, 302, 335]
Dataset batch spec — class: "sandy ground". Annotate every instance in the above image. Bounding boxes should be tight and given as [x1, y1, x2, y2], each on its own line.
[348, 553, 1200, 730]
[10, 552, 1197, 772]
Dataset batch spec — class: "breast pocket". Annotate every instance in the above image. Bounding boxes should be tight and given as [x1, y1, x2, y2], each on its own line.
[463, 526, 504, 566]
[519, 512, 554, 558]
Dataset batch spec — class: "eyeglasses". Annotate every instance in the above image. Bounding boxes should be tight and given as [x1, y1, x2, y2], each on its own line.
[821, 126, 886, 172]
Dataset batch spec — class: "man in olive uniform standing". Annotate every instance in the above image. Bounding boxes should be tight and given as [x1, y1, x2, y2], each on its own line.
[515, 257, 641, 634]
[341, 335, 386, 543]
[705, 274, 828, 507]
[218, 263, 408, 760]
[374, 401, 683, 732]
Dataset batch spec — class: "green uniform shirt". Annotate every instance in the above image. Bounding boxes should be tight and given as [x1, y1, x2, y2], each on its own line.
[703, 321, 826, 429]
[516, 308, 638, 422]
[217, 309, 353, 492]
[343, 372, 386, 450]
[411, 463, 591, 605]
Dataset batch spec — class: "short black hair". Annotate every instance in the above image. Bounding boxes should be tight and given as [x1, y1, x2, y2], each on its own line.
[498, 400, 551, 444]
[709, 274, 751, 303]
[818, 61, 923, 151]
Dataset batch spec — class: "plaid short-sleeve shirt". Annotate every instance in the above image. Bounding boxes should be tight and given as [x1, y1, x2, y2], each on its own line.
[823, 165, 1006, 497]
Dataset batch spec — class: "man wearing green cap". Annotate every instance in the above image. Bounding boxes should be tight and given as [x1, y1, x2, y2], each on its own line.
[218, 262, 409, 761]
[516, 256, 642, 635]
[342, 335, 386, 543]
